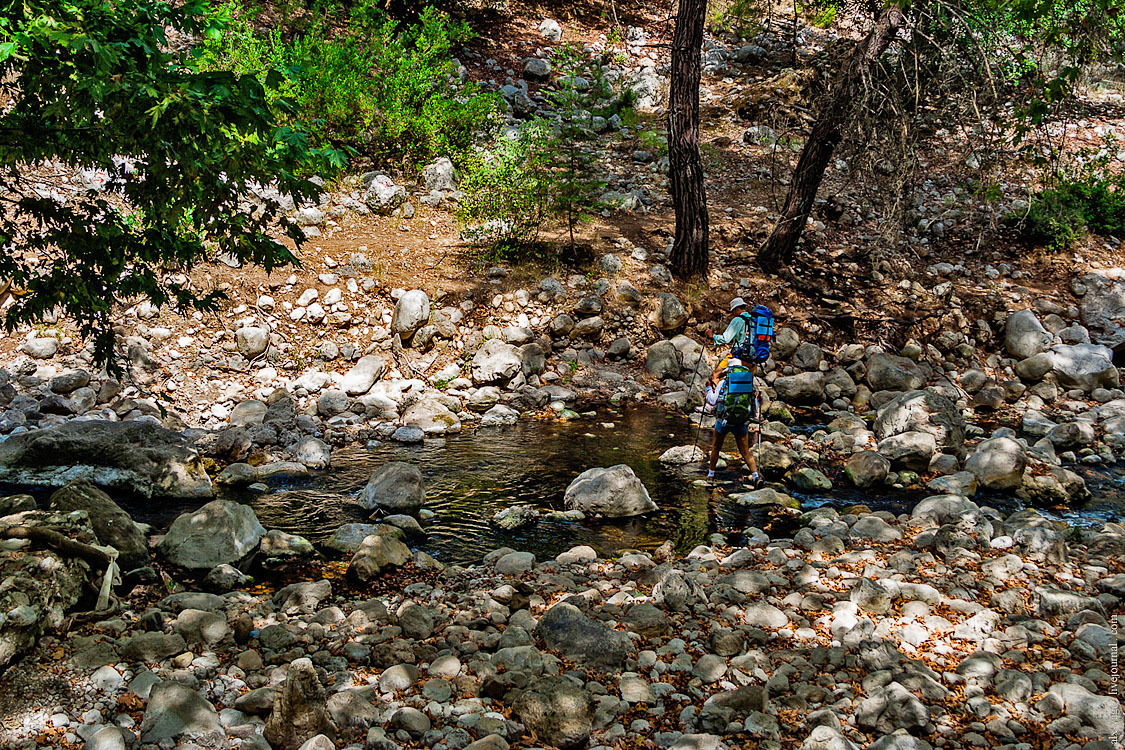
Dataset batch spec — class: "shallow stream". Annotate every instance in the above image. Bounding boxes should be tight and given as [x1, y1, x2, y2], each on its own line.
[127, 406, 1125, 566]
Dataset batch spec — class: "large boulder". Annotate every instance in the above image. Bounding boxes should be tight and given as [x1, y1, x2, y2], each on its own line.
[49, 481, 148, 567]
[264, 657, 336, 750]
[391, 290, 430, 339]
[645, 341, 681, 379]
[0, 511, 94, 674]
[866, 353, 926, 392]
[349, 534, 413, 580]
[1050, 343, 1119, 392]
[1015, 352, 1054, 381]
[359, 462, 425, 513]
[874, 390, 966, 458]
[340, 355, 387, 395]
[230, 400, 268, 427]
[471, 339, 523, 385]
[563, 465, 657, 517]
[774, 372, 825, 404]
[236, 326, 270, 358]
[422, 157, 458, 192]
[1047, 682, 1124, 738]
[1018, 464, 1090, 505]
[293, 437, 331, 469]
[139, 682, 222, 744]
[649, 293, 689, 331]
[773, 328, 800, 359]
[844, 451, 890, 489]
[1076, 269, 1125, 350]
[1005, 309, 1052, 359]
[364, 174, 406, 214]
[535, 602, 633, 669]
[0, 421, 213, 498]
[877, 431, 936, 471]
[791, 342, 823, 370]
[965, 437, 1026, 490]
[512, 676, 595, 749]
[855, 681, 929, 734]
[401, 397, 461, 434]
[156, 500, 265, 569]
[912, 495, 979, 525]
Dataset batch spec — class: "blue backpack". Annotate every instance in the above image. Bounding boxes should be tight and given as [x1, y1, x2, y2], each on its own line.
[732, 306, 775, 364]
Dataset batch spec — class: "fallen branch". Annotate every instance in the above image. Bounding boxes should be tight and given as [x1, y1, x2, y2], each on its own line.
[1, 523, 122, 627]
[0, 523, 116, 567]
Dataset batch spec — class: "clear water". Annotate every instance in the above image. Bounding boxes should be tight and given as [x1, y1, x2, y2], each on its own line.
[224, 407, 785, 566]
[119, 407, 1125, 566]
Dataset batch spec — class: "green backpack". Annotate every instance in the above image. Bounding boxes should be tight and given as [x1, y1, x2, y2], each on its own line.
[716, 365, 756, 425]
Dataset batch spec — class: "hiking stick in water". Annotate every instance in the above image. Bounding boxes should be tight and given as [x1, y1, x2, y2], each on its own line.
[683, 343, 705, 413]
[686, 344, 710, 463]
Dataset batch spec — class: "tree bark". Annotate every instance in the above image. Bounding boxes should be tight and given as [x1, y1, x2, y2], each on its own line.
[668, 0, 709, 279]
[758, 5, 906, 270]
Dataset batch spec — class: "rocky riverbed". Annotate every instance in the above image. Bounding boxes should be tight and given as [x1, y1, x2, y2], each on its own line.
[0, 253, 1124, 749]
[1, 494, 1123, 750]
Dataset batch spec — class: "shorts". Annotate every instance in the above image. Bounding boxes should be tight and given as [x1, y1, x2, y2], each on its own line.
[715, 419, 749, 437]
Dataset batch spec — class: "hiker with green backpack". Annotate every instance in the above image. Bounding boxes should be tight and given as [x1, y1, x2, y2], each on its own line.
[704, 357, 760, 482]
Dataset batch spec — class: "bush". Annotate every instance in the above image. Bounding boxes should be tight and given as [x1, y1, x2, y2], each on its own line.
[1020, 138, 1125, 249]
[197, 3, 501, 168]
[457, 44, 620, 259]
[455, 124, 552, 256]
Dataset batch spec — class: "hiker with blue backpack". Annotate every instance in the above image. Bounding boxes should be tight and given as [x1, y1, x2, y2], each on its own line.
[709, 297, 753, 351]
[702, 298, 776, 483]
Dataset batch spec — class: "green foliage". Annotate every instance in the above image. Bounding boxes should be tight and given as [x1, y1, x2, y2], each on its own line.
[0, 0, 335, 365]
[198, 2, 502, 167]
[1018, 136, 1125, 249]
[458, 44, 625, 259]
[455, 124, 552, 257]
[708, 0, 764, 36]
[547, 43, 610, 250]
[807, 1, 838, 28]
[638, 128, 669, 159]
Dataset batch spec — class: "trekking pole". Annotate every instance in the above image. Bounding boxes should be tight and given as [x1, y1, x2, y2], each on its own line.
[755, 392, 763, 468]
[683, 342, 705, 413]
[686, 342, 709, 463]
[690, 398, 707, 463]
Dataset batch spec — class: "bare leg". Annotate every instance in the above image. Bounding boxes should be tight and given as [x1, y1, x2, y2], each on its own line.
[708, 430, 724, 473]
[735, 433, 757, 474]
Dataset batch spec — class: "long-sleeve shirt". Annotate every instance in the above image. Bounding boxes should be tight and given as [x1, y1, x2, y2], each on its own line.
[713, 313, 749, 347]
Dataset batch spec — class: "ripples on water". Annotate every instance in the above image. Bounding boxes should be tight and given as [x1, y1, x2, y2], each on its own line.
[218, 407, 808, 565]
[122, 407, 1125, 566]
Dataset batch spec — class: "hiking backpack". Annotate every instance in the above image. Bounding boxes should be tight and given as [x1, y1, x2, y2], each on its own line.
[732, 305, 775, 364]
[716, 364, 756, 425]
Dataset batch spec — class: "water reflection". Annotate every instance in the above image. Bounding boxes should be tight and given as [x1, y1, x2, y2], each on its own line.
[118, 407, 1125, 566]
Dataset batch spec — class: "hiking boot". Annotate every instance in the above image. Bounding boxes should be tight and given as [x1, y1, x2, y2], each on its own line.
[706, 470, 715, 479]
[750, 472, 760, 485]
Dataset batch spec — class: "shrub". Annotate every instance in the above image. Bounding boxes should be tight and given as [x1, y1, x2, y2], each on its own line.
[1022, 187, 1089, 249]
[1019, 137, 1125, 249]
[455, 124, 553, 256]
[197, 3, 502, 168]
[545, 43, 610, 250]
[457, 44, 622, 259]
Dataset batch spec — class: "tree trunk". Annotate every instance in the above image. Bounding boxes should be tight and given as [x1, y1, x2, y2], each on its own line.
[668, 0, 709, 279]
[758, 5, 906, 270]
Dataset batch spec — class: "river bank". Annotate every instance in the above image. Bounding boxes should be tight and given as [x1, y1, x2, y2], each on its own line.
[1, 494, 1123, 750]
